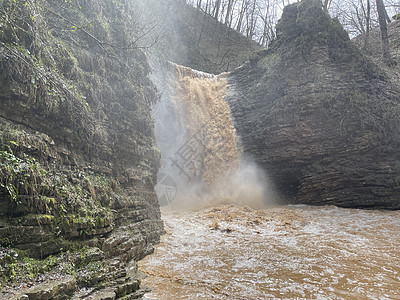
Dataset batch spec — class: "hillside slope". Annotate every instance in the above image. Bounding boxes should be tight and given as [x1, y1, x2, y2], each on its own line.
[353, 20, 400, 83]
[132, 0, 262, 74]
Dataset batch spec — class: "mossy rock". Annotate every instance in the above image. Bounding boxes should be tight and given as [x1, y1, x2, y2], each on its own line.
[274, 0, 349, 55]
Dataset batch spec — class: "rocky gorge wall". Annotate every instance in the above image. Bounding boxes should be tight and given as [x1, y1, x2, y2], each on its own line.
[227, 0, 400, 209]
[0, 0, 163, 298]
[1, 0, 400, 297]
[131, 0, 262, 74]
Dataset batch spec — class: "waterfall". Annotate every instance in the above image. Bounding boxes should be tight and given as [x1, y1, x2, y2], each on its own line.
[151, 59, 270, 209]
[172, 63, 239, 183]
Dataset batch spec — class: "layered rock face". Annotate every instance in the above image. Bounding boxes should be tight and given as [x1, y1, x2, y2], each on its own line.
[227, 0, 400, 208]
[0, 0, 163, 297]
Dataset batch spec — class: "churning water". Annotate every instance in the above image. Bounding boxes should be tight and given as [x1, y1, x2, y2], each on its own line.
[139, 205, 400, 299]
[148, 62, 400, 299]
[151, 61, 243, 207]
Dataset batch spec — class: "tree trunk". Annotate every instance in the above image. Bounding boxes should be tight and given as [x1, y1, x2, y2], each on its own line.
[364, 0, 370, 50]
[236, 0, 246, 32]
[205, 0, 211, 14]
[213, 0, 221, 19]
[376, 0, 391, 64]
[225, 0, 233, 25]
[323, 0, 331, 12]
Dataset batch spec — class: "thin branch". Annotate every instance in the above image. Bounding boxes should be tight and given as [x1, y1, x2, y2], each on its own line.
[44, 6, 161, 52]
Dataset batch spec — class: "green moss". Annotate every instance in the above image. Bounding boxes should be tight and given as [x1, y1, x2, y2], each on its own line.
[0, 0, 159, 267]
[78, 261, 104, 287]
[0, 245, 108, 289]
[0, 125, 117, 249]
[18, 214, 55, 226]
[0, 0, 100, 141]
[0, 148, 43, 205]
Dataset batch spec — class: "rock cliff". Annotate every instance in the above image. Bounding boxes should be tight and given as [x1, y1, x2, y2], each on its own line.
[0, 0, 163, 297]
[227, 0, 400, 209]
[131, 0, 262, 74]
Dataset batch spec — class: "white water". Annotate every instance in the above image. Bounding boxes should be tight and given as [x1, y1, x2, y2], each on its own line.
[139, 205, 400, 299]
[148, 61, 400, 299]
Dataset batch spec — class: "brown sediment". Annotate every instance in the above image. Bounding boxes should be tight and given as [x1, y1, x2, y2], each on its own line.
[202, 204, 307, 230]
[139, 205, 400, 299]
[171, 64, 239, 185]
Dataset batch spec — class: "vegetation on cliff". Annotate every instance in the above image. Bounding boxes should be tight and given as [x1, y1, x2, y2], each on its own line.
[228, 0, 400, 209]
[0, 0, 163, 297]
[132, 0, 262, 74]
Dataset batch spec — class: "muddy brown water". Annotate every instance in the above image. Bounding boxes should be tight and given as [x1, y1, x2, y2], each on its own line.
[139, 205, 400, 299]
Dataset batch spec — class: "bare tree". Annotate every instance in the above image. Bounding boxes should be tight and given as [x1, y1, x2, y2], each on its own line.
[213, 0, 222, 18]
[245, 0, 257, 38]
[376, 0, 391, 64]
[323, 0, 333, 12]
[225, 0, 234, 25]
[186, 0, 398, 48]
[236, 0, 248, 33]
[363, 0, 371, 50]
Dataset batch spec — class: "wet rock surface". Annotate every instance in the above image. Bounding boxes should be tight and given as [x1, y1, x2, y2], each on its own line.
[0, 0, 163, 297]
[227, 0, 400, 208]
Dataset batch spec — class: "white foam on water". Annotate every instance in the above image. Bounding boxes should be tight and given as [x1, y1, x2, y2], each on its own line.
[139, 205, 400, 299]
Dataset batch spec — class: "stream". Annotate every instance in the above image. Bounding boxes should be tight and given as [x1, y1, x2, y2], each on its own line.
[139, 205, 400, 299]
